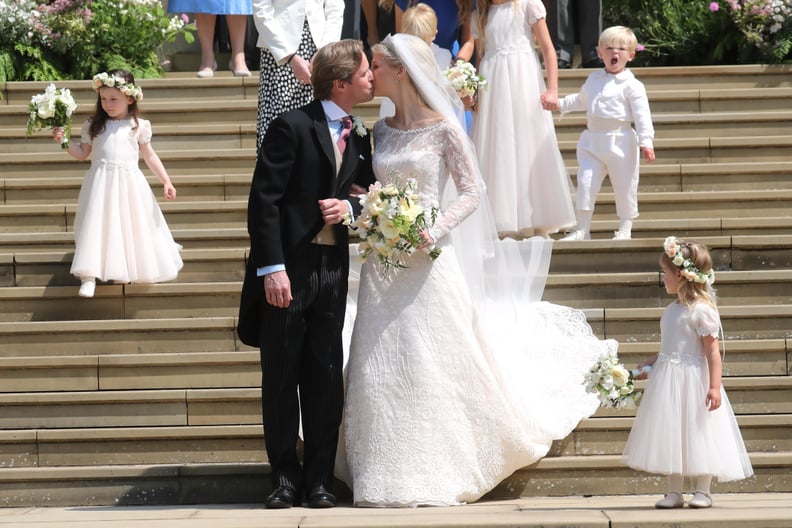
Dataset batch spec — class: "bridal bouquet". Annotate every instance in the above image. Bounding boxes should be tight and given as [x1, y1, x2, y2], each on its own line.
[347, 176, 441, 276]
[26, 84, 78, 149]
[444, 60, 488, 98]
[583, 349, 643, 410]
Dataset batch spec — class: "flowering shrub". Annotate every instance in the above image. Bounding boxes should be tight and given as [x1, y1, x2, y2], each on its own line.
[602, 0, 792, 65]
[716, 0, 792, 61]
[0, 0, 195, 82]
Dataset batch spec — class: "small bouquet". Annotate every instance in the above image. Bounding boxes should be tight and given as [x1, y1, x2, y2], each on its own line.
[26, 83, 78, 149]
[583, 349, 644, 410]
[444, 60, 488, 98]
[346, 175, 441, 277]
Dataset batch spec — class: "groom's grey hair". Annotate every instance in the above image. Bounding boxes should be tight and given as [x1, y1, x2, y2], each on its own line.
[312, 39, 365, 101]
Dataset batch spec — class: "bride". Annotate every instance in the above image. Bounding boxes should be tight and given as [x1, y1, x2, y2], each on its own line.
[336, 33, 617, 507]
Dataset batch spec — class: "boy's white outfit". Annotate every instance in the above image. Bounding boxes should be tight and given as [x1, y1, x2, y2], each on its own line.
[559, 68, 654, 235]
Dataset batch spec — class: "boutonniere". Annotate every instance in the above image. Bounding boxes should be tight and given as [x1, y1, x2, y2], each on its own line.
[352, 116, 367, 137]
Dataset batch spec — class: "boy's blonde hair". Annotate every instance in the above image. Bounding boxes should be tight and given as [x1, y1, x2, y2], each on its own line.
[401, 3, 438, 44]
[598, 25, 638, 53]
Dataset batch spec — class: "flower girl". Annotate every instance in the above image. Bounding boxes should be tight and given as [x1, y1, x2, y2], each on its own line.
[53, 69, 182, 298]
[622, 237, 753, 509]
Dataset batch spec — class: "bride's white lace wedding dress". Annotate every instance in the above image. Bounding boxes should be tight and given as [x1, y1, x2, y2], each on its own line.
[336, 117, 618, 507]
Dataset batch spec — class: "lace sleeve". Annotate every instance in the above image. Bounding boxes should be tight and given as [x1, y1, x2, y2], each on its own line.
[428, 123, 481, 242]
[692, 302, 721, 338]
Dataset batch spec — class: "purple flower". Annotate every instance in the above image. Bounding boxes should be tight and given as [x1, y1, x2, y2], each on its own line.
[181, 13, 189, 24]
[710, 1, 719, 11]
[636, 43, 645, 52]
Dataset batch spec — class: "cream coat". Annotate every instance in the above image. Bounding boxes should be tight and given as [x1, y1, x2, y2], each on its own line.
[253, 0, 345, 64]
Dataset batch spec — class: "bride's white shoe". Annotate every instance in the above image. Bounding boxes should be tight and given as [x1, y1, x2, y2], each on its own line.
[78, 279, 96, 298]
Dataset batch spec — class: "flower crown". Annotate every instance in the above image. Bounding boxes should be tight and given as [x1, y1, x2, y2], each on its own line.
[663, 236, 715, 285]
[91, 73, 144, 102]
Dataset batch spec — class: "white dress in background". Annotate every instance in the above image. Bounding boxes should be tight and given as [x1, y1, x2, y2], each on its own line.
[70, 118, 183, 283]
[622, 301, 754, 482]
[470, 0, 575, 236]
[337, 119, 617, 507]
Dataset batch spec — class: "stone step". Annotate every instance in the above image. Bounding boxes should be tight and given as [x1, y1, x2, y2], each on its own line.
[591, 304, 792, 342]
[0, 376, 789, 431]
[4, 135, 791, 182]
[0, 317, 248, 357]
[0, 351, 259, 393]
[4, 162, 792, 207]
[0, 282, 242, 322]
[557, 414, 792, 458]
[6, 85, 792, 137]
[0, 228, 248, 253]
[615, 339, 789, 377]
[1, 174, 251, 205]
[1, 413, 789, 471]
[0, 452, 787, 506]
[0, 425, 266, 468]
[2, 248, 247, 287]
[0, 336, 785, 396]
[543, 269, 792, 309]
[2, 190, 791, 234]
[11, 110, 792, 157]
[550, 235, 792, 273]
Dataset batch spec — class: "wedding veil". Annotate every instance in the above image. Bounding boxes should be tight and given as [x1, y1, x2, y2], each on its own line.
[381, 33, 553, 309]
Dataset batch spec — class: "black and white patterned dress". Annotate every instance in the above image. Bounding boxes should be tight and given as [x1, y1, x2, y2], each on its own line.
[256, 19, 317, 151]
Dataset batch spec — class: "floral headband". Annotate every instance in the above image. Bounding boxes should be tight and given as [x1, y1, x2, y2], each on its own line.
[92, 72, 144, 102]
[663, 236, 715, 285]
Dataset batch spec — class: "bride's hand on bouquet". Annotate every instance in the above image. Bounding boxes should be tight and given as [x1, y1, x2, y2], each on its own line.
[417, 229, 435, 250]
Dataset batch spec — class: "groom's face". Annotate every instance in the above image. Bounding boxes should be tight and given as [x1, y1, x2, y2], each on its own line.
[344, 52, 375, 105]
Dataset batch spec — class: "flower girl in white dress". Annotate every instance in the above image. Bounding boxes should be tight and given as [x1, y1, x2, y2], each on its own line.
[53, 69, 182, 298]
[622, 237, 753, 509]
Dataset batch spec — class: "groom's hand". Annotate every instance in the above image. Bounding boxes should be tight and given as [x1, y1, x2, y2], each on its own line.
[318, 198, 350, 225]
[264, 270, 292, 308]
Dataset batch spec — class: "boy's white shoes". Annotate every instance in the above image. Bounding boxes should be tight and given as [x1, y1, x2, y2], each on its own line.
[612, 230, 632, 240]
[561, 229, 590, 241]
[78, 279, 96, 298]
[655, 491, 684, 509]
[688, 491, 713, 509]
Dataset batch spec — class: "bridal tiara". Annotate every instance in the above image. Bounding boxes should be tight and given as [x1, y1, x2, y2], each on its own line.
[91, 72, 144, 102]
[663, 236, 715, 285]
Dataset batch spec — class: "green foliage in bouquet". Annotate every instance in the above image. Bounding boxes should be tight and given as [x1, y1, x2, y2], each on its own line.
[0, 0, 195, 83]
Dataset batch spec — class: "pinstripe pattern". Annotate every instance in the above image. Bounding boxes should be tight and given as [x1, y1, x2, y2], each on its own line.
[258, 242, 348, 492]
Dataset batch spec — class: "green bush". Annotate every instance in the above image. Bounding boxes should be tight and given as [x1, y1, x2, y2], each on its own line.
[0, 0, 195, 83]
[603, 0, 791, 66]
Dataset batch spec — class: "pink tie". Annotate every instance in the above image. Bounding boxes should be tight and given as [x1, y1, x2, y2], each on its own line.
[337, 116, 352, 155]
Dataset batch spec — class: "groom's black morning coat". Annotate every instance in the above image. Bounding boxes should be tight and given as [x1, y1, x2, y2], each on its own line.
[237, 98, 374, 493]
[238, 99, 374, 346]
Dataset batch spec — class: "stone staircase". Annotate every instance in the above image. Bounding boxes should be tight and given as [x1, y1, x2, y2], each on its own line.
[0, 65, 790, 507]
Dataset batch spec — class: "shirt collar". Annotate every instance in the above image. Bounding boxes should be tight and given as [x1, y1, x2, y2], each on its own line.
[321, 100, 348, 122]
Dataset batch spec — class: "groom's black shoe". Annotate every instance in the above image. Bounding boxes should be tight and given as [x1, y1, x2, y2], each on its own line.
[307, 484, 336, 508]
[265, 485, 299, 509]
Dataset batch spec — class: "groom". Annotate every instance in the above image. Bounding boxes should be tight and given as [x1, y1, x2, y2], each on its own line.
[238, 39, 375, 509]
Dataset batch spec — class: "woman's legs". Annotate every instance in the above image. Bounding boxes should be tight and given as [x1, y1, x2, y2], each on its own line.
[225, 14, 250, 74]
[195, 13, 218, 75]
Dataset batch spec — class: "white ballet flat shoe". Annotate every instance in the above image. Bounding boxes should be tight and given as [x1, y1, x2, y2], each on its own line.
[197, 61, 217, 78]
[78, 279, 96, 298]
[688, 491, 713, 509]
[655, 491, 684, 509]
[229, 60, 251, 77]
[561, 229, 590, 241]
[612, 229, 632, 240]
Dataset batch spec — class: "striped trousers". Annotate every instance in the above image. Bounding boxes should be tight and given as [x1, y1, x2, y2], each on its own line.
[257, 242, 348, 493]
